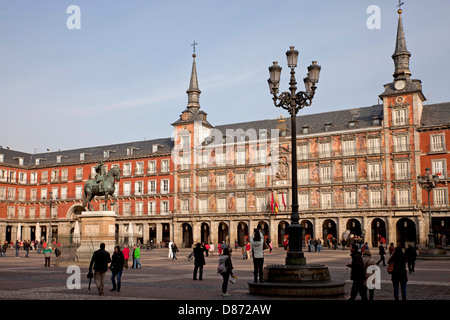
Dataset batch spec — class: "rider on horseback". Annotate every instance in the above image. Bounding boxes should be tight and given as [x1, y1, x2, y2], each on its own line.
[94, 160, 106, 193]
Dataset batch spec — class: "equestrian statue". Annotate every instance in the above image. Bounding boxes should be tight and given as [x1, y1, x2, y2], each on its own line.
[82, 160, 121, 211]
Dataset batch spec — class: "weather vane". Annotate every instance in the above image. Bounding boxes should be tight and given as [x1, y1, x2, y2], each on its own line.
[191, 40, 198, 56]
[397, 0, 404, 11]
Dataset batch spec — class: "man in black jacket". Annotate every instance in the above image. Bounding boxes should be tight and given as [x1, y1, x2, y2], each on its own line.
[376, 242, 387, 266]
[347, 244, 368, 300]
[89, 243, 111, 295]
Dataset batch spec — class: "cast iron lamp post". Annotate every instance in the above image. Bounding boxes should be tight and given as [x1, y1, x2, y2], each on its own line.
[268, 46, 321, 265]
[47, 191, 55, 245]
[417, 167, 439, 249]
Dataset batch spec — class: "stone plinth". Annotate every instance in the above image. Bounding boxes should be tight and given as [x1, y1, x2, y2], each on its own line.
[248, 264, 345, 297]
[76, 211, 117, 262]
[417, 247, 450, 260]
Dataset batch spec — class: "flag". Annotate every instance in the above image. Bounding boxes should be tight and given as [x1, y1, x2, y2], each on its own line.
[275, 193, 279, 214]
[271, 192, 274, 213]
[282, 193, 286, 211]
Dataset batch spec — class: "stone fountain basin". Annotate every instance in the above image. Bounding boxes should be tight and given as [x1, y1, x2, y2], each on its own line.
[263, 264, 331, 282]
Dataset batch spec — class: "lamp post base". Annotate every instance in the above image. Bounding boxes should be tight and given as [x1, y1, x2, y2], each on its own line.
[285, 224, 306, 265]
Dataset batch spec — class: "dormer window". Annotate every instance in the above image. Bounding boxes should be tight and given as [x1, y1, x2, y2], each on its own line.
[302, 126, 310, 134]
[104, 151, 110, 159]
[372, 117, 382, 126]
[56, 156, 62, 164]
[324, 123, 331, 131]
[348, 121, 356, 129]
[0, 154, 3, 163]
[35, 158, 40, 165]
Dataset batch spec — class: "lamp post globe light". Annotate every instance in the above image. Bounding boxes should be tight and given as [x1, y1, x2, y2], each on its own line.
[248, 46, 345, 297]
[417, 168, 449, 259]
[268, 46, 321, 265]
[417, 167, 439, 249]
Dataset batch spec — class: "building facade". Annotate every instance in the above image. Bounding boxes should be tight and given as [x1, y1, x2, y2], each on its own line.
[1, 9, 449, 249]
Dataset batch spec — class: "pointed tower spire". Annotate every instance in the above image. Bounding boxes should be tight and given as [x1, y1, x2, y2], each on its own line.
[186, 51, 201, 109]
[392, 8, 411, 80]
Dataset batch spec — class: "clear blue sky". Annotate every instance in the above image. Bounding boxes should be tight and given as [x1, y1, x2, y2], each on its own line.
[1, 0, 449, 153]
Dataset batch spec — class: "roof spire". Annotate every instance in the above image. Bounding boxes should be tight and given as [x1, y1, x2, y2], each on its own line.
[187, 41, 201, 109]
[392, 4, 411, 80]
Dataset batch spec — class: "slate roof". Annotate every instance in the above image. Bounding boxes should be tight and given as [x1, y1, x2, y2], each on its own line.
[420, 102, 450, 127]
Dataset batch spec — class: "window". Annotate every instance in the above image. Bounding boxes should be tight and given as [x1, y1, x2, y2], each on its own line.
[256, 172, 266, 188]
[123, 203, 131, 216]
[19, 172, 27, 184]
[136, 202, 144, 216]
[161, 179, 169, 193]
[0, 154, 3, 163]
[18, 189, 26, 201]
[216, 152, 225, 166]
[103, 151, 110, 159]
[321, 192, 332, 209]
[217, 175, 226, 190]
[30, 189, 37, 201]
[123, 182, 131, 196]
[393, 108, 407, 126]
[39, 207, 46, 218]
[394, 135, 409, 152]
[396, 189, 410, 207]
[76, 167, 83, 180]
[51, 170, 59, 182]
[61, 169, 68, 182]
[237, 197, 246, 212]
[434, 189, 447, 207]
[236, 173, 246, 188]
[345, 190, 357, 208]
[431, 134, 445, 152]
[217, 198, 227, 213]
[298, 193, 309, 210]
[256, 196, 267, 212]
[298, 167, 309, 185]
[148, 201, 156, 215]
[199, 199, 208, 213]
[135, 162, 144, 175]
[181, 136, 190, 149]
[0, 187, 5, 200]
[30, 172, 37, 184]
[148, 160, 157, 174]
[75, 186, 83, 199]
[302, 126, 310, 134]
[135, 181, 144, 195]
[319, 142, 331, 158]
[258, 146, 267, 164]
[395, 161, 409, 180]
[199, 176, 208, 191]
[348, 121, 356, 129]
[320, 166, 332, 184]
[148, 180, 156, 194]
[56, 156, 62, 164]
[0, 170, 6, 182]
[367, 137, 381, 154]
[123, 163, 131, 176]
[161, 201, 169, 214]
[236, 149, 245, 165]
[298, 143, 309, 160]
[344, 164, 356, 182]
[40, 188, 47, 201]
[181, 177, 190, 192]
[35, 158, 40, 165]
[29, 207, 35, 219]
[60, 187, 67, 200]
[18, 207, 25, 219]
[80, 153, 85, 161]
[368, 162, 381, 181]
[370, 190, 382, 207]
[161, 159, 169, 172]
[181, 199, 190, 213]
[432, 159, 446, 178]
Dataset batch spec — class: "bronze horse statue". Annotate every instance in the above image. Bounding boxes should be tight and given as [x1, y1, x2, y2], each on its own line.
[82, 166, 121, 211]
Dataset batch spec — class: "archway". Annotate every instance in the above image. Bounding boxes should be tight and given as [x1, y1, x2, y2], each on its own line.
[237, 222, 248, 246]
[201, 222, 210, 244]
[371, 218, 387, 247]
[396, 218, 416, 248]
[301, 220, 314, 249]
[148, 224, 157, 246]
[347, 219, 362, 237]
[182, 223, 193, 248]
[278, 221, 290, 247]
[322, 219, 337, 245]
[218, 222, 229, 245]
[257, 221, 270, 242]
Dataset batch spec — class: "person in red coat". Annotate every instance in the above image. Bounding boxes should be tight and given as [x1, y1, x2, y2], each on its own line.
[122, 246, 130, 269]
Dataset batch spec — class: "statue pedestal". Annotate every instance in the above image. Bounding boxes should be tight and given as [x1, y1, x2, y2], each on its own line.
[76, 211, 117, 262]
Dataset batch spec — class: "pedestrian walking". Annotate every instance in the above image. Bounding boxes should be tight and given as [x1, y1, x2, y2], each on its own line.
[218, 247, 234, 297]
[172, 243, 179, 261]
[110, 246, 124, 292]
[14, 240, 20, 258]
[24, 241, 30, 257]
[347, 244, 368, 300]
[387, 246, 408, 300]
[269, 241, 273, 254]
[168, 241, 173, 260]
[1, 241, 8, 257]
[54, 245, 61, 264]
[376, 242, 387, 266]
[245, 242, 251, 259]
[250, 228, 264, 283]
[405, 244, 417, 274]
[133, 245, 142, 269]
[43, 246, 52, 267]
[362, 249, 376, 300]
[388, 242, 395, 256]
[204, 243, 209, 257]
[209, 243, 215, 257]
[122, 246, 130, 269]
[88, 243, 111, 295]
[193, 243, 206, 280]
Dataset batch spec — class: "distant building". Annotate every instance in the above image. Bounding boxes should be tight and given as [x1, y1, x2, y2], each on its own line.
[1, 9, 449, 248]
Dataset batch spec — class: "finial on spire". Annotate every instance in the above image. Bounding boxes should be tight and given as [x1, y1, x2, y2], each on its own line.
[191, 40, 198, 58]
[397, 0, 404, 14]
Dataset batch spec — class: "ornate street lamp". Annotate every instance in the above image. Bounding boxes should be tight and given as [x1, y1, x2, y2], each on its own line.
[268, 46, 321, 265]
[417, 167, 439, 249]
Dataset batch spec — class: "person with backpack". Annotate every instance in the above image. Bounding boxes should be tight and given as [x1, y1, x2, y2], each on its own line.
[362, 249, 376, 300]
[250, 228, 264, 283]
[218, 247, 234, 297]
[43, 246, 52, 267]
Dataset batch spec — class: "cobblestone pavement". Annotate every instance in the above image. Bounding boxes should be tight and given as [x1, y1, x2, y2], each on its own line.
[1, 246, 450, 301]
